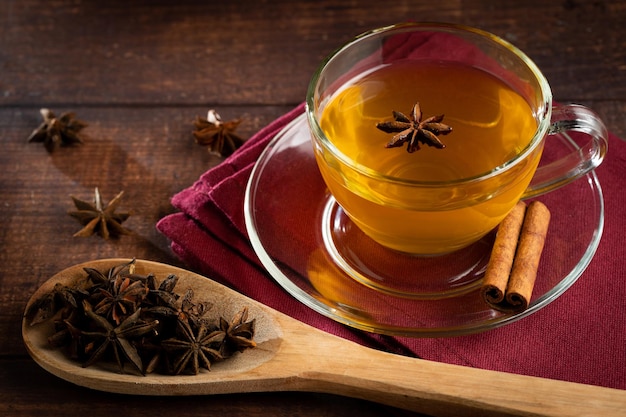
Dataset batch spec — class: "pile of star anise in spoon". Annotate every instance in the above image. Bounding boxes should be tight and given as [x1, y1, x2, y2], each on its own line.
[25, 259, 256, 376]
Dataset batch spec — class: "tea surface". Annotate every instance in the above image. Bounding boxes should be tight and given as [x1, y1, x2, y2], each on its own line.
[320, 61, 537, 181]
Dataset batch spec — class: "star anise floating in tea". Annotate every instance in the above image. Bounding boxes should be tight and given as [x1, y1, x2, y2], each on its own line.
[193, 109, 245, 156]
[68, 187, 132, 239]
[27, 108, 88, 153]
[25, 259, 257, 375]
[376, 102, 453, 152]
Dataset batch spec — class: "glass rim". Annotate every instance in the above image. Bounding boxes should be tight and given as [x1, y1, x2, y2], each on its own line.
[305, 21, 554, 188]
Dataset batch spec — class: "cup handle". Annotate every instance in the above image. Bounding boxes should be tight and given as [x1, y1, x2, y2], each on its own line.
[522, 104, 608, 199]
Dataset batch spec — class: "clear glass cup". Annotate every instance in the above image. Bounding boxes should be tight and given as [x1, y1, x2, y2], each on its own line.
[306, 22, 608, 256]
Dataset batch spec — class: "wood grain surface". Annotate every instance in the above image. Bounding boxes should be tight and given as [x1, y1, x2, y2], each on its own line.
[1, 1, 624, 416]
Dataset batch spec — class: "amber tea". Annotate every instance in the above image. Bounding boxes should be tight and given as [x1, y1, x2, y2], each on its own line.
[316, 61, 541, 254]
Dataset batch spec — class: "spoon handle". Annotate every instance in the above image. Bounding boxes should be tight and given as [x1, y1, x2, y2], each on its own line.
[268, 314, 626, 417]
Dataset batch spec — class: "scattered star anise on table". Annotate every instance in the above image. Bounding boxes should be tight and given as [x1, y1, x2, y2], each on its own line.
[376, 102, 453, 152]
[27, 108, 87, 153]
[26, 260, 257, 376]
[68, 187, 132, 239]
[193, 109, 245, 156]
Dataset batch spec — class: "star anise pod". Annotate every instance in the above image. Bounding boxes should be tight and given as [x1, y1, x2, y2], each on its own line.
[68, 187, 132, 239]
[27, 108, 87, 153]
[48, 310, 85, 359]
[80, 304, 159, 374]
[193, 109, 245, 156]
[93, 274, 148, 325]
[219, 307, 256, 357]
[25, 282, 88, 326]
[26, 260, 257, 377]
[143, 274, 179, 307]
[145, 287, 210, 327]
[376, 102, 453, 153]
[137, 338, 172, 375]
[161, 319, 224, 375]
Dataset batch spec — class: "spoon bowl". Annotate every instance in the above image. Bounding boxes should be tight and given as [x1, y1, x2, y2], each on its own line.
[22, 259, 625, 416]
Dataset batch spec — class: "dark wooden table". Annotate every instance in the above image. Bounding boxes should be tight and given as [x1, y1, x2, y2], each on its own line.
[1, 1, 624, 415]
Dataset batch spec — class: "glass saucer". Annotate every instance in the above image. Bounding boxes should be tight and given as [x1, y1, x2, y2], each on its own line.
[244, 113, 604, 337]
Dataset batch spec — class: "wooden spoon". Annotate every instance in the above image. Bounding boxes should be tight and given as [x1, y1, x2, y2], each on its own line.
[22, 259, 625, 416]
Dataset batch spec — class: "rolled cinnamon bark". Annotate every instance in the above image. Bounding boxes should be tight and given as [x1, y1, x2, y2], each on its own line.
[481, 201, 550, 313]
[481, 201, 527, 307]
[505, 201, 551, 312]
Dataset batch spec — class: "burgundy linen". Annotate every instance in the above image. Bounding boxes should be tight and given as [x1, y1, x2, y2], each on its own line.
[157, 33, 626, 390]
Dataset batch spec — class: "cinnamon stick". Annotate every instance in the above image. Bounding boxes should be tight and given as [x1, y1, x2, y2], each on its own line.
[506, 201, 551, 311]
[481, 201, 550, 313]
[481, 201, 527, 307]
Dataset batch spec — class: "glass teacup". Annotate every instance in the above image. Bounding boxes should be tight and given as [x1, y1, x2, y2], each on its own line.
[306, 22, 607, 256]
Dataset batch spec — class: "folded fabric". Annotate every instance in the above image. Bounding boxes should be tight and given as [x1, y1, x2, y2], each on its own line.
[158, 32, 626, 390]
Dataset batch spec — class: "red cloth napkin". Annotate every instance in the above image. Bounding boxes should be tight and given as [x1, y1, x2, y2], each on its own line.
[158, 32, 626, 390]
